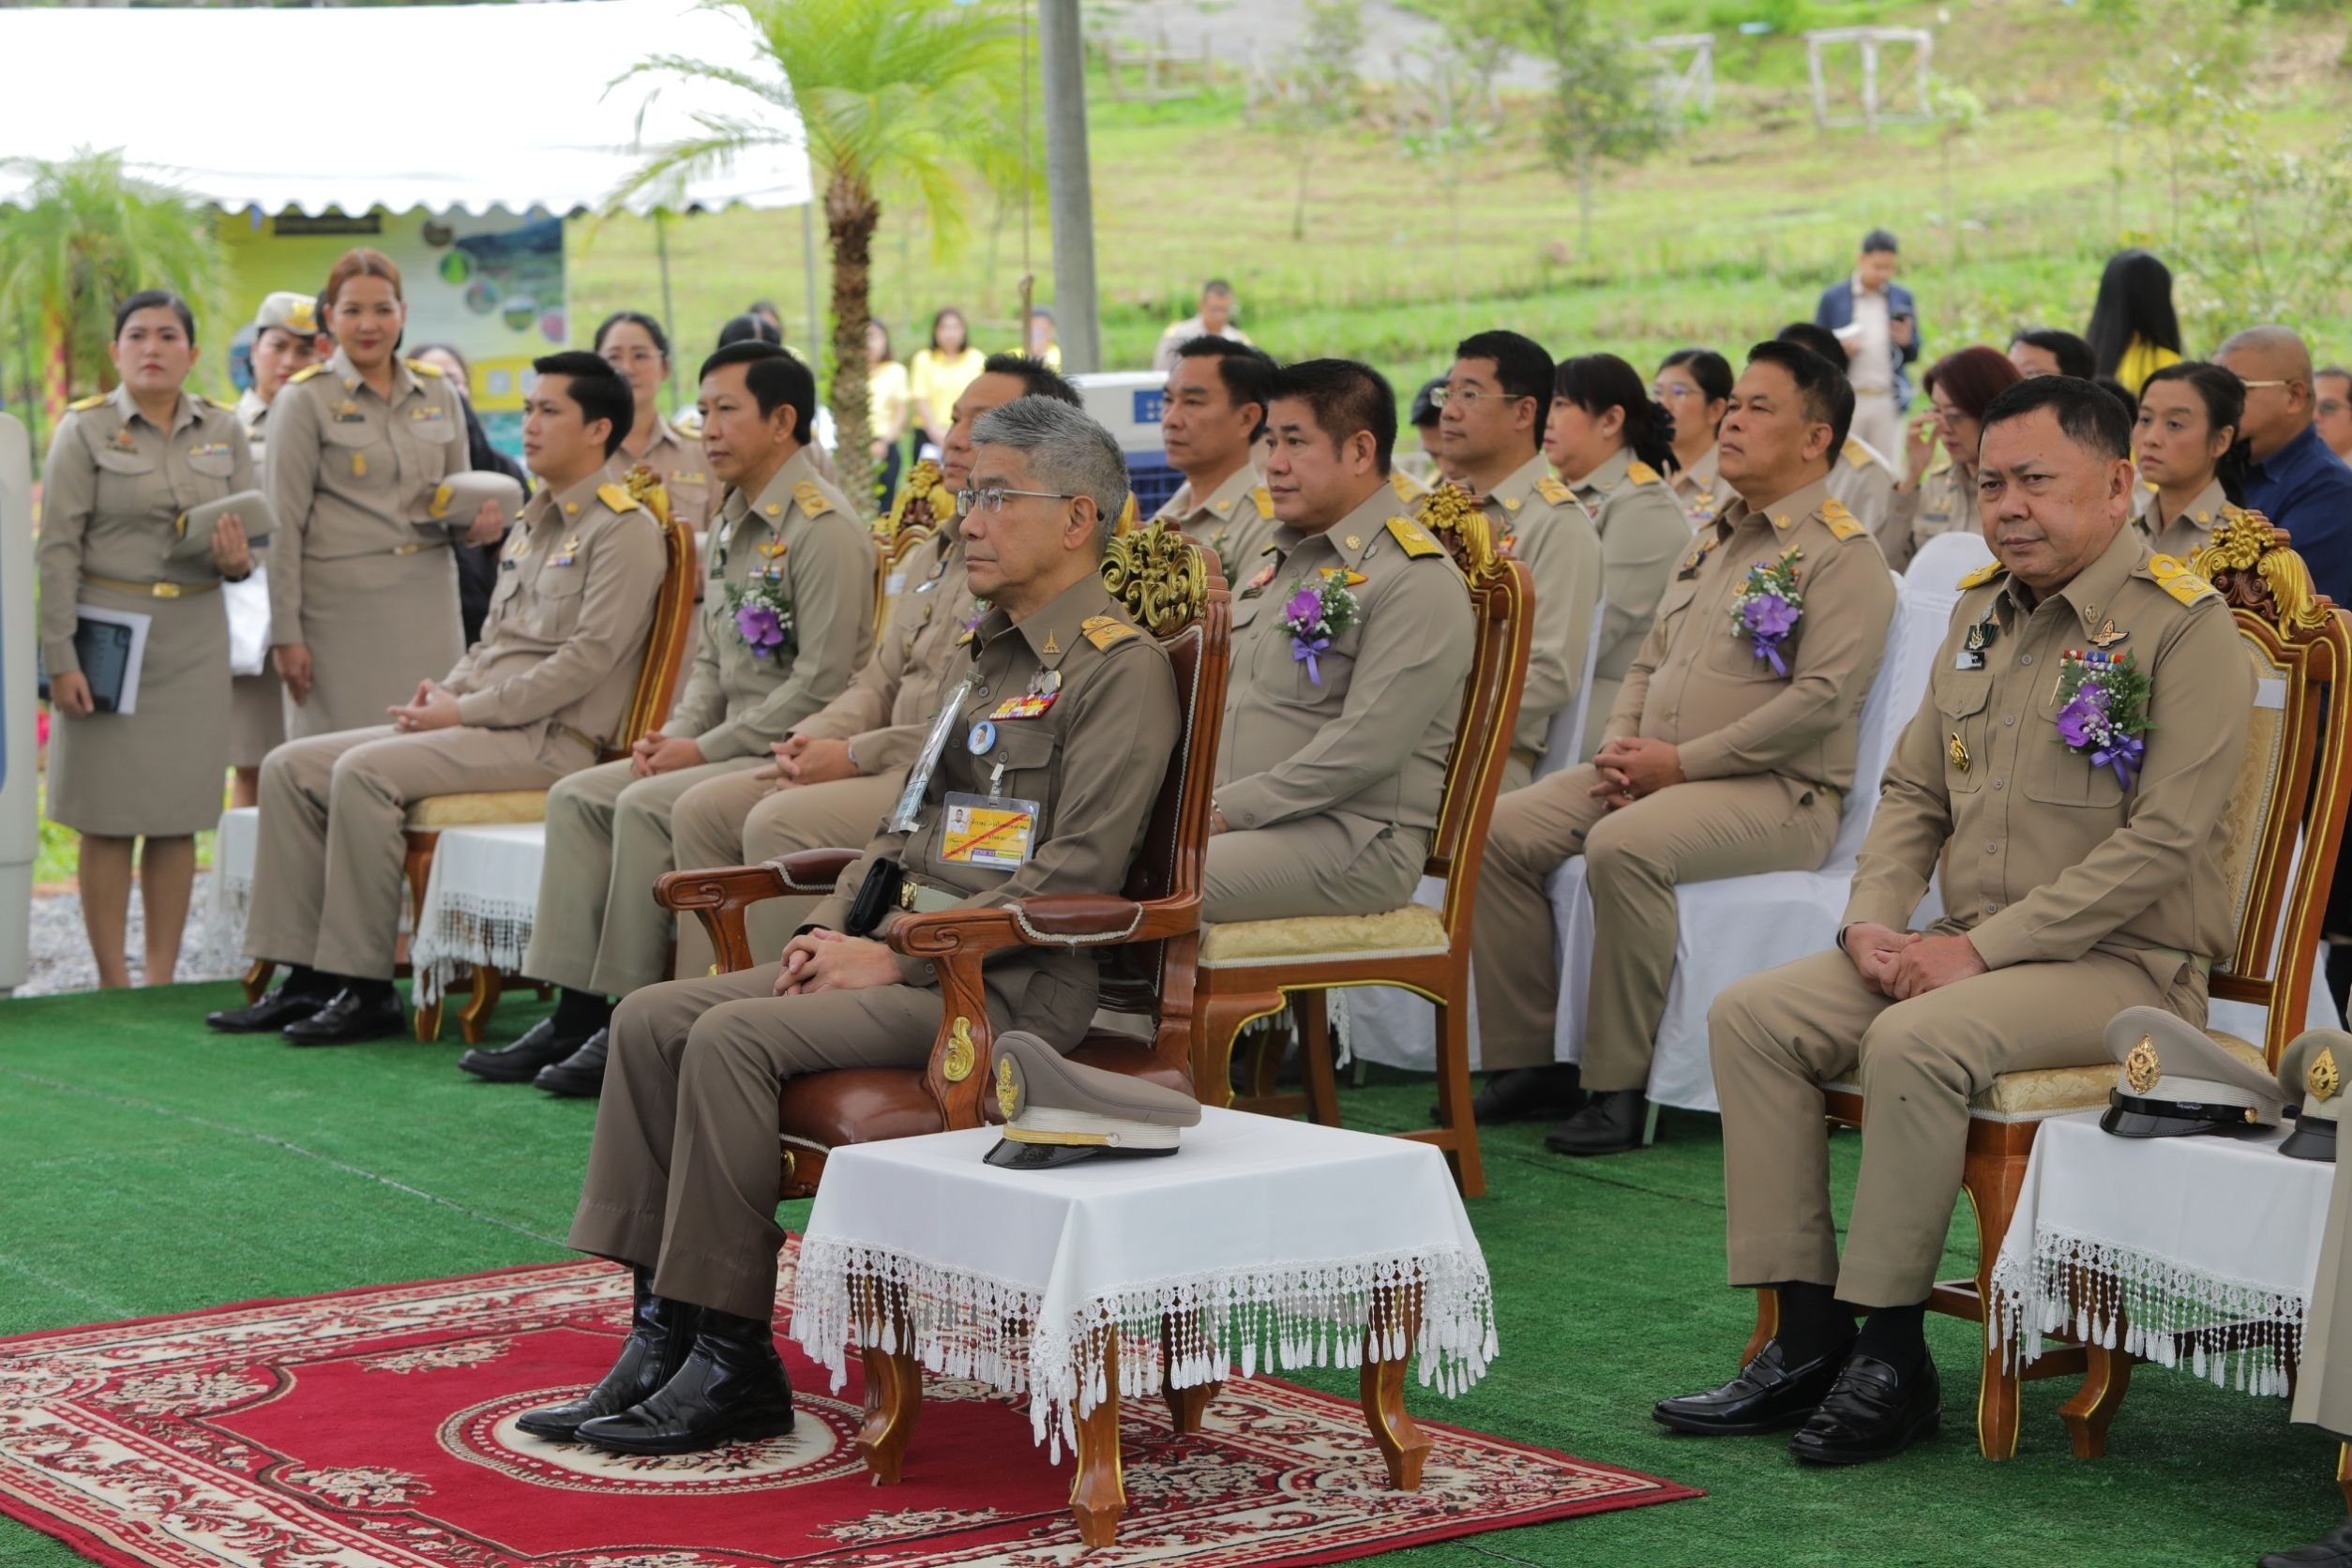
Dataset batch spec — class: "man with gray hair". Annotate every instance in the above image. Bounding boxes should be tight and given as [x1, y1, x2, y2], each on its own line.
[530, 396, 1181, 1458]
[2217, 325, 2352, 607]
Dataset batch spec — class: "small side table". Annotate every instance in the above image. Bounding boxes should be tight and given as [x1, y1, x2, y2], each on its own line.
[790, 1108, 1498, 1547]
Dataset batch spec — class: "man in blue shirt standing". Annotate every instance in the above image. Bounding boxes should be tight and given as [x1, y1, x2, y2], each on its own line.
[2220, 326, 2352, 609]
[1814, 230, 1919, 475]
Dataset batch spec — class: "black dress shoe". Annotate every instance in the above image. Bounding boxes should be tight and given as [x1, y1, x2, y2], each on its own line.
[575, 1308, 794, 1455]
[206, 988, 332, 1033]
[1788, 1350, 1940, 1465]
[280, 988, 405, 1047]
[1653, 1334, 1857, 1435]
[460, 1019, 586, 1083]
[1435, 1064, 1585, 1126]
[517, 1271, 698, 1442]
[1545, 1089, 1651, 1156]
[2262, 1515, 2352, 1566]
[535, 1029, 609, 1097]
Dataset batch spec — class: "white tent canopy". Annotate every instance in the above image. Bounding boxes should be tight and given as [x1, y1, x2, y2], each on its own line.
[0, 0, 810, 216]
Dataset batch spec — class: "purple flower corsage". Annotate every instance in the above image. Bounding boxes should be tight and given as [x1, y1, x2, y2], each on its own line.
[1280, 568, 1364, 685]
[1728, 547, 1804, 676]
[723, 580, 795, 659]
[2055, 650, 2154, 789]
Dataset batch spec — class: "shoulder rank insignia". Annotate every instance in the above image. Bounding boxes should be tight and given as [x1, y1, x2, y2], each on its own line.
[793, 479, 834, 519]
[406, 356, 444, 377]
[1624, 460, 1661, 487]
[596, 482, 641, 515]
[1385, 515, 1444, 560]
[1957, 560, 2009, 590]
[1080, 613, 1139, 651]
[68, 393, 107, 413]
[1535, 475, 1574, 506]
[1389, 469, 1426, 502]
[1251, 485, 1274, 519]
[1842, 438, 1874, 470]
[288, 364, 328, 385]
[2148, 553, 2218, 607]
[1820, 497, 1866, 542]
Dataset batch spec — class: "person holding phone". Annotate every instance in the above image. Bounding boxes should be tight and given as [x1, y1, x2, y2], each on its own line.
[1814, 229, 1919, 475]
[40, 291, 256, 988]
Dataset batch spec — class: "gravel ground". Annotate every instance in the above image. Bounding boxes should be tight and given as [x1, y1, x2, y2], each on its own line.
[12, 877, 243, 998]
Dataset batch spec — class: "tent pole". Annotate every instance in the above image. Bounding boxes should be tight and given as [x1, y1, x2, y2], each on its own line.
[655, 208, 680, 414]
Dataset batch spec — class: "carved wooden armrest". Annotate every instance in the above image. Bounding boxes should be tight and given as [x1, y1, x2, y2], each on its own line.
[652, 849, 859, 974]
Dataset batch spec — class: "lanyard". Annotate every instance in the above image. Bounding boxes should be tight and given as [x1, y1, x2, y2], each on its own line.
[888, 671, 976, 834]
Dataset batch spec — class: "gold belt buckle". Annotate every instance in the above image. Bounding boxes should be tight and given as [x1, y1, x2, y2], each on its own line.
[151, 582, 181, 599]
[394, 541, 425, 556]
[897, 879, 918, 912]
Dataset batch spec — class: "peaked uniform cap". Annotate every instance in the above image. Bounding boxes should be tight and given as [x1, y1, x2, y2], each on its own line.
[984, 1031, 1201, 1171]
[2099, 1006, 2286, 1139]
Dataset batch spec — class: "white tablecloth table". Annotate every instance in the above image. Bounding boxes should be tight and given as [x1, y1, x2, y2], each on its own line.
[1990, 1110, 2333, 1399]
[202, 806, 260, 962]
[407, 823, 546, 1015]
[790, 1107, 1497, 1546]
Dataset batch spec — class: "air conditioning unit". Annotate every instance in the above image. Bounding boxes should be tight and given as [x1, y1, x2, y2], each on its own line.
[1070, 371, 1182, 518]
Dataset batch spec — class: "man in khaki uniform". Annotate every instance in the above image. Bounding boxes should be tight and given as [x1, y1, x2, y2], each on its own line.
[1206, 358, 1474, 923]
[528, 398, 1182, 1456]
[1432, 330, 1603, 790]
[662, 356, 1082, 969]
[1470, 342, 1896, 1148]
[491, 343, 873, 1093]
[215, 354, 664, 1045]
[1780, 323, 1902, 542]
[1154, 336, 1279, 579]
[1656, 375, 2250, 1467]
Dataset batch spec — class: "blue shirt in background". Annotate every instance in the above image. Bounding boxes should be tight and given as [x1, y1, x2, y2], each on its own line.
[2244, 423, 2352, 608]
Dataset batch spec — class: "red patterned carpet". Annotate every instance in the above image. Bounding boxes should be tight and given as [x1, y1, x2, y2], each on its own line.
[0, 1249, 1697, 1567]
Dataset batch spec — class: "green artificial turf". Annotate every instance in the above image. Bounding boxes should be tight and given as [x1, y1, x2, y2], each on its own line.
[0, 981, 2333, 1566]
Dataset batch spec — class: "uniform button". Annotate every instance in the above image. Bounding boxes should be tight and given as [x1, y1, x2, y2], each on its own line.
[1993, 778, 2005, 790]
[1984, 902, 1998, 914]
[2002, 714, 2014, 727]
[1986, 841, 1998, 853]
[2019, 653, 2034, 666]
[974, 686, 989, 700]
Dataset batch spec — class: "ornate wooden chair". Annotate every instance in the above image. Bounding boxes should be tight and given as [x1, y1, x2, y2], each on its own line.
[1742, 517, 2352, 1460]
[875, 460, 951, 624]
[1190, 489, 1533, 1199]
[653, 524, 1231, 1198]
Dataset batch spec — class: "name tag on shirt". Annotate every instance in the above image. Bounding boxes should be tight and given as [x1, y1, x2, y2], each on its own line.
[941, 792, 1038, 868]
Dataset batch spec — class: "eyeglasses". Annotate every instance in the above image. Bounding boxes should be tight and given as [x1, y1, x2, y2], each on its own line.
[1653, 381, 1701, 400]
[1424, 385, 1527, 411]
[957, 485, 1078, 516]
[2237, 378, 2291, 391]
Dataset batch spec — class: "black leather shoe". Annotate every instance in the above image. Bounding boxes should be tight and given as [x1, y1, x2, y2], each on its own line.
[535, 1029, 609, 1097]
[460, 1019, 585, 1083]
[280, 988, 405, 1047]
[1435, 1064, 1585, 1127]
[206, 988, 331, 1033]
[2262, 1515, 2352, 1566]
[1545, 1089, 1650, 1156]
[516, 1272, 698, 1442]
[1788, 1350, 1941, 1465]
[1653, 1334, 1857, 1435]
[575, 1308, 794, 1455]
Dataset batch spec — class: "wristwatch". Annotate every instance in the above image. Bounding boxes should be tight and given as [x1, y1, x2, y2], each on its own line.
[846, 737, 862, 775]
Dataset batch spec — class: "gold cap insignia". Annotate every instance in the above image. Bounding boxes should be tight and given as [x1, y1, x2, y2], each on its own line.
[2124, 1035, 2162, 1096]
[997, 1057, 1019, 1122]
[2311, 1047, 2342, 1102]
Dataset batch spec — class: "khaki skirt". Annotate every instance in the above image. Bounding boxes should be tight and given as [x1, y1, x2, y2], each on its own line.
[47, 582, 232, 837]
[284, 546, 464, 740]
[229, 668, 285, 767]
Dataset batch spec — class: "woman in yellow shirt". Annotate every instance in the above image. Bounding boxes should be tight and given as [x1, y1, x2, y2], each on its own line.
[2086, 249, 2183, 395]
[866, 318, 911, 507]
[906, 307, 985, 453]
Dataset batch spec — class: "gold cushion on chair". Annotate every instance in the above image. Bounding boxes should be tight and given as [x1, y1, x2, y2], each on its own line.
[1199, 903, 1449, 967]
[404, 791, 550, 829]
[1968, 1030, 2264, 1118]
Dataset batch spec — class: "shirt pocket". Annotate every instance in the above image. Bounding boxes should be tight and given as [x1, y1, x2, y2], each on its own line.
[529, 564, 589, 640]
[979, 719, 1062, 839]
[1268, 616, 1354, 708]
[2025, 671, 2128, 810]
[1933, 669, 1993, 795]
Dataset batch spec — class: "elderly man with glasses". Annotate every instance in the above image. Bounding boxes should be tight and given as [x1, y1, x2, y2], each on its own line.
[528, 396, 1182, 1459]
[2216, 326, 2352, 607]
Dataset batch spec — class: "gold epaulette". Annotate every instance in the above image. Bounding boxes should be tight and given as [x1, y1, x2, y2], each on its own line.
[67, 393, 107, 412]
[1115, 493, 1139, 535]
[1385, 515, 1444, 560]
[597, 482, 641, 515]
[2149, 553, 2219, 607]
[1625, 460, 1661, 487]
[1251, 485, 1274, 519]
[1535, 475, 1574, 505]
[793, 479, 834, 519]
[1958, 560, 2008, 590]
[288, 365, 328, 385]
[1389, 469, 1427, 501]
[1842, 438, 1874, 470]
[1821, 497, 1866, 541]
[1080, 613, 1139, 650]
[406, 357, 445, 377]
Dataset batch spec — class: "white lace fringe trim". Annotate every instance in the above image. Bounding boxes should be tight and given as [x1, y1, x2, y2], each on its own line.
[789, 1238, 1498, 1459]
[408, 892, 536, 1005]
[1988, 1225, 2306, 1396]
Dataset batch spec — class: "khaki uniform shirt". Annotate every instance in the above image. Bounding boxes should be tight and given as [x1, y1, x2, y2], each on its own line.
[2133, 475, 2237, 563]
[794, 531, 983, 773]
[1214, 488, 1474, 845]
[1885, 452, 1971, 573]
[1828, 435, 1902, 548]
[264, 349, 472, 643]
[609, 414, 714, 533]
[1614, 476, 1895, 792]
[806, 575, 1182, 1016]
[234, 388, 271, 465]
[1574, 447, 1701, 758]
[1845, 525, 2250, 975]
[1670, 445, 1736, 527]
[38, 386, 256, 674]
[1153, 464, 1276, 583]
[445, 473, 668, 747]
[1461, 454, 1603, 762]
[668, 447, 877, 761]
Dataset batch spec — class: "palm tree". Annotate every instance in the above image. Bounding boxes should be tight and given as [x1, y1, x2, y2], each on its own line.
[620, 0, 1030, 512]
[0, 148, 222, 448]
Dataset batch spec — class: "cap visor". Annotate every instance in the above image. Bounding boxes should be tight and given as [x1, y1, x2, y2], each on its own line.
[2099, 1104, 2239, 1139]
[984, 1138, 1102, 1170]
[2282, 1120, 2339, 1161]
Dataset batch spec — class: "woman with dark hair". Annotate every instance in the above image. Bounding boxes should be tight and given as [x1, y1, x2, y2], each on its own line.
[41, 292, 255, 987]
[2009, 326, 2095, 381]
[2085, 249, 2183, 394]
[595, 309, 710, 531]
[1655, 347, 1735, 524]
[907, 307, 983, 455]
[1888, 344, 2022, 571]
[268, 248, 486, 738]
[1546, 352, 1693, 758]
[2133, 362, 2255, 559]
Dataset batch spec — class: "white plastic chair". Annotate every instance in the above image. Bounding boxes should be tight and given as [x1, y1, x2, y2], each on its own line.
[1903, 529, 1995, 591]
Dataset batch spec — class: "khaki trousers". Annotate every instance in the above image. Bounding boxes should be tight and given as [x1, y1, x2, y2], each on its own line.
[1711, 944, 2202, 1308]
[1850, 393, 1905, 479]
[1203, 815, 1427, 924]
[522, 755, 764, 999]
[670, 767, 901, 975]
[2294, 1145, 2352, 1438]
[246, 723, 572, 979]
[1474, 766, 1839, 1087]
[566, 961, 1003, 1320]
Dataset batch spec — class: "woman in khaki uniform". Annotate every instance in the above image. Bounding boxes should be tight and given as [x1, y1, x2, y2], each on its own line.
[1655, 347, 1735, 525]
[1885, 344, 2021, 571]
[267, 248, 478, 739]
[2132, 361, 2254, 560]
[227, 291, 319, 804]
[596, 310, 712, 532]
[41, 292, 257, 987]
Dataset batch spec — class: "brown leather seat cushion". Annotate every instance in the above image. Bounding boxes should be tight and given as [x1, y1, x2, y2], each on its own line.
[776, 1033, 1196, 1148]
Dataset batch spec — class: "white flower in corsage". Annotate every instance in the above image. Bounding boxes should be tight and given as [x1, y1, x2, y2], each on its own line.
[1729, 546, 1804, 675]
